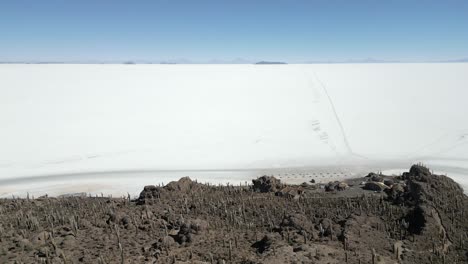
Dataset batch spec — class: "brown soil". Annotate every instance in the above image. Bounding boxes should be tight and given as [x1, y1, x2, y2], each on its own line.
[0, 164, 467, 263]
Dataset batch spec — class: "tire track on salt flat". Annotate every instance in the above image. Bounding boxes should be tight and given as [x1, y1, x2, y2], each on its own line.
[312, 72, 368, 160]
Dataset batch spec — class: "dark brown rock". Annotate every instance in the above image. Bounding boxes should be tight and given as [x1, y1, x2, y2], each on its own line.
[137, 185, 162, 204]
[252, 176, 284, 193]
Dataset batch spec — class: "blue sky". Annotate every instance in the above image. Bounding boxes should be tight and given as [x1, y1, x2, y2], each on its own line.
[1, 0, 467, 62]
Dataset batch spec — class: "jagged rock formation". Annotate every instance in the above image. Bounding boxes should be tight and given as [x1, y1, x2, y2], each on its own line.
[252, 176, 284, 193]
[384, 164, 467, 262]
[137, 185, 162, 204]
[138, 177, 203, 204]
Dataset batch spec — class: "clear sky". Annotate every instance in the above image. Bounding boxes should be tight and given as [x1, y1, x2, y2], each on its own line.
[1, 0, 467, 63]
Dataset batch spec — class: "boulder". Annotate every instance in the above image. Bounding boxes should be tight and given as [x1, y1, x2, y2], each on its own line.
[325, 181, 338, 192]
[325, 181, 348, 192]
[337, 182, 349, 191]
[409, 164, 431, 177]
[252, 176, 284, 193]
[383, 179, 394, 186]
[385, 183, 405, 204]
[371, 175, 384, 182]
[364, 182, 388, 192]
[276, 186, 303, 199]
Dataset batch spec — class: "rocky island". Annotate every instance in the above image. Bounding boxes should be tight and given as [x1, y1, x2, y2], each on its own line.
[0, 164, 466, 263]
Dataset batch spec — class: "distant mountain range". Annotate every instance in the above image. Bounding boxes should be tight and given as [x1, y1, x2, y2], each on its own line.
[305, 58, 400, 64]
[440, 58, 468, 63]
[1, 58, 467, 64]
[255, 61, 287, 65]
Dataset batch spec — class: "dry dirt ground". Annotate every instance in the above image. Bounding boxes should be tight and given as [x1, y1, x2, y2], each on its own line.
[0, 164, 467, 263]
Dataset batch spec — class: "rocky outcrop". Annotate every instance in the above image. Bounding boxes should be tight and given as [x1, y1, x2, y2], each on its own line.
[165, 177, 202, 193]
[137, 177, 204, 204]
[137, 185, 162, 205]
[384, 164, 467, 262]
[252, 176, 284, 193]
[395, 164, 463, 206]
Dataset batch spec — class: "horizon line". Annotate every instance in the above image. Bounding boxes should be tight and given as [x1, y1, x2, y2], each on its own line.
[1, 60, 468, 65]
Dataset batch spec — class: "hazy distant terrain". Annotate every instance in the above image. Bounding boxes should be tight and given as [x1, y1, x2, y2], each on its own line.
[0, 64, 467, 197]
